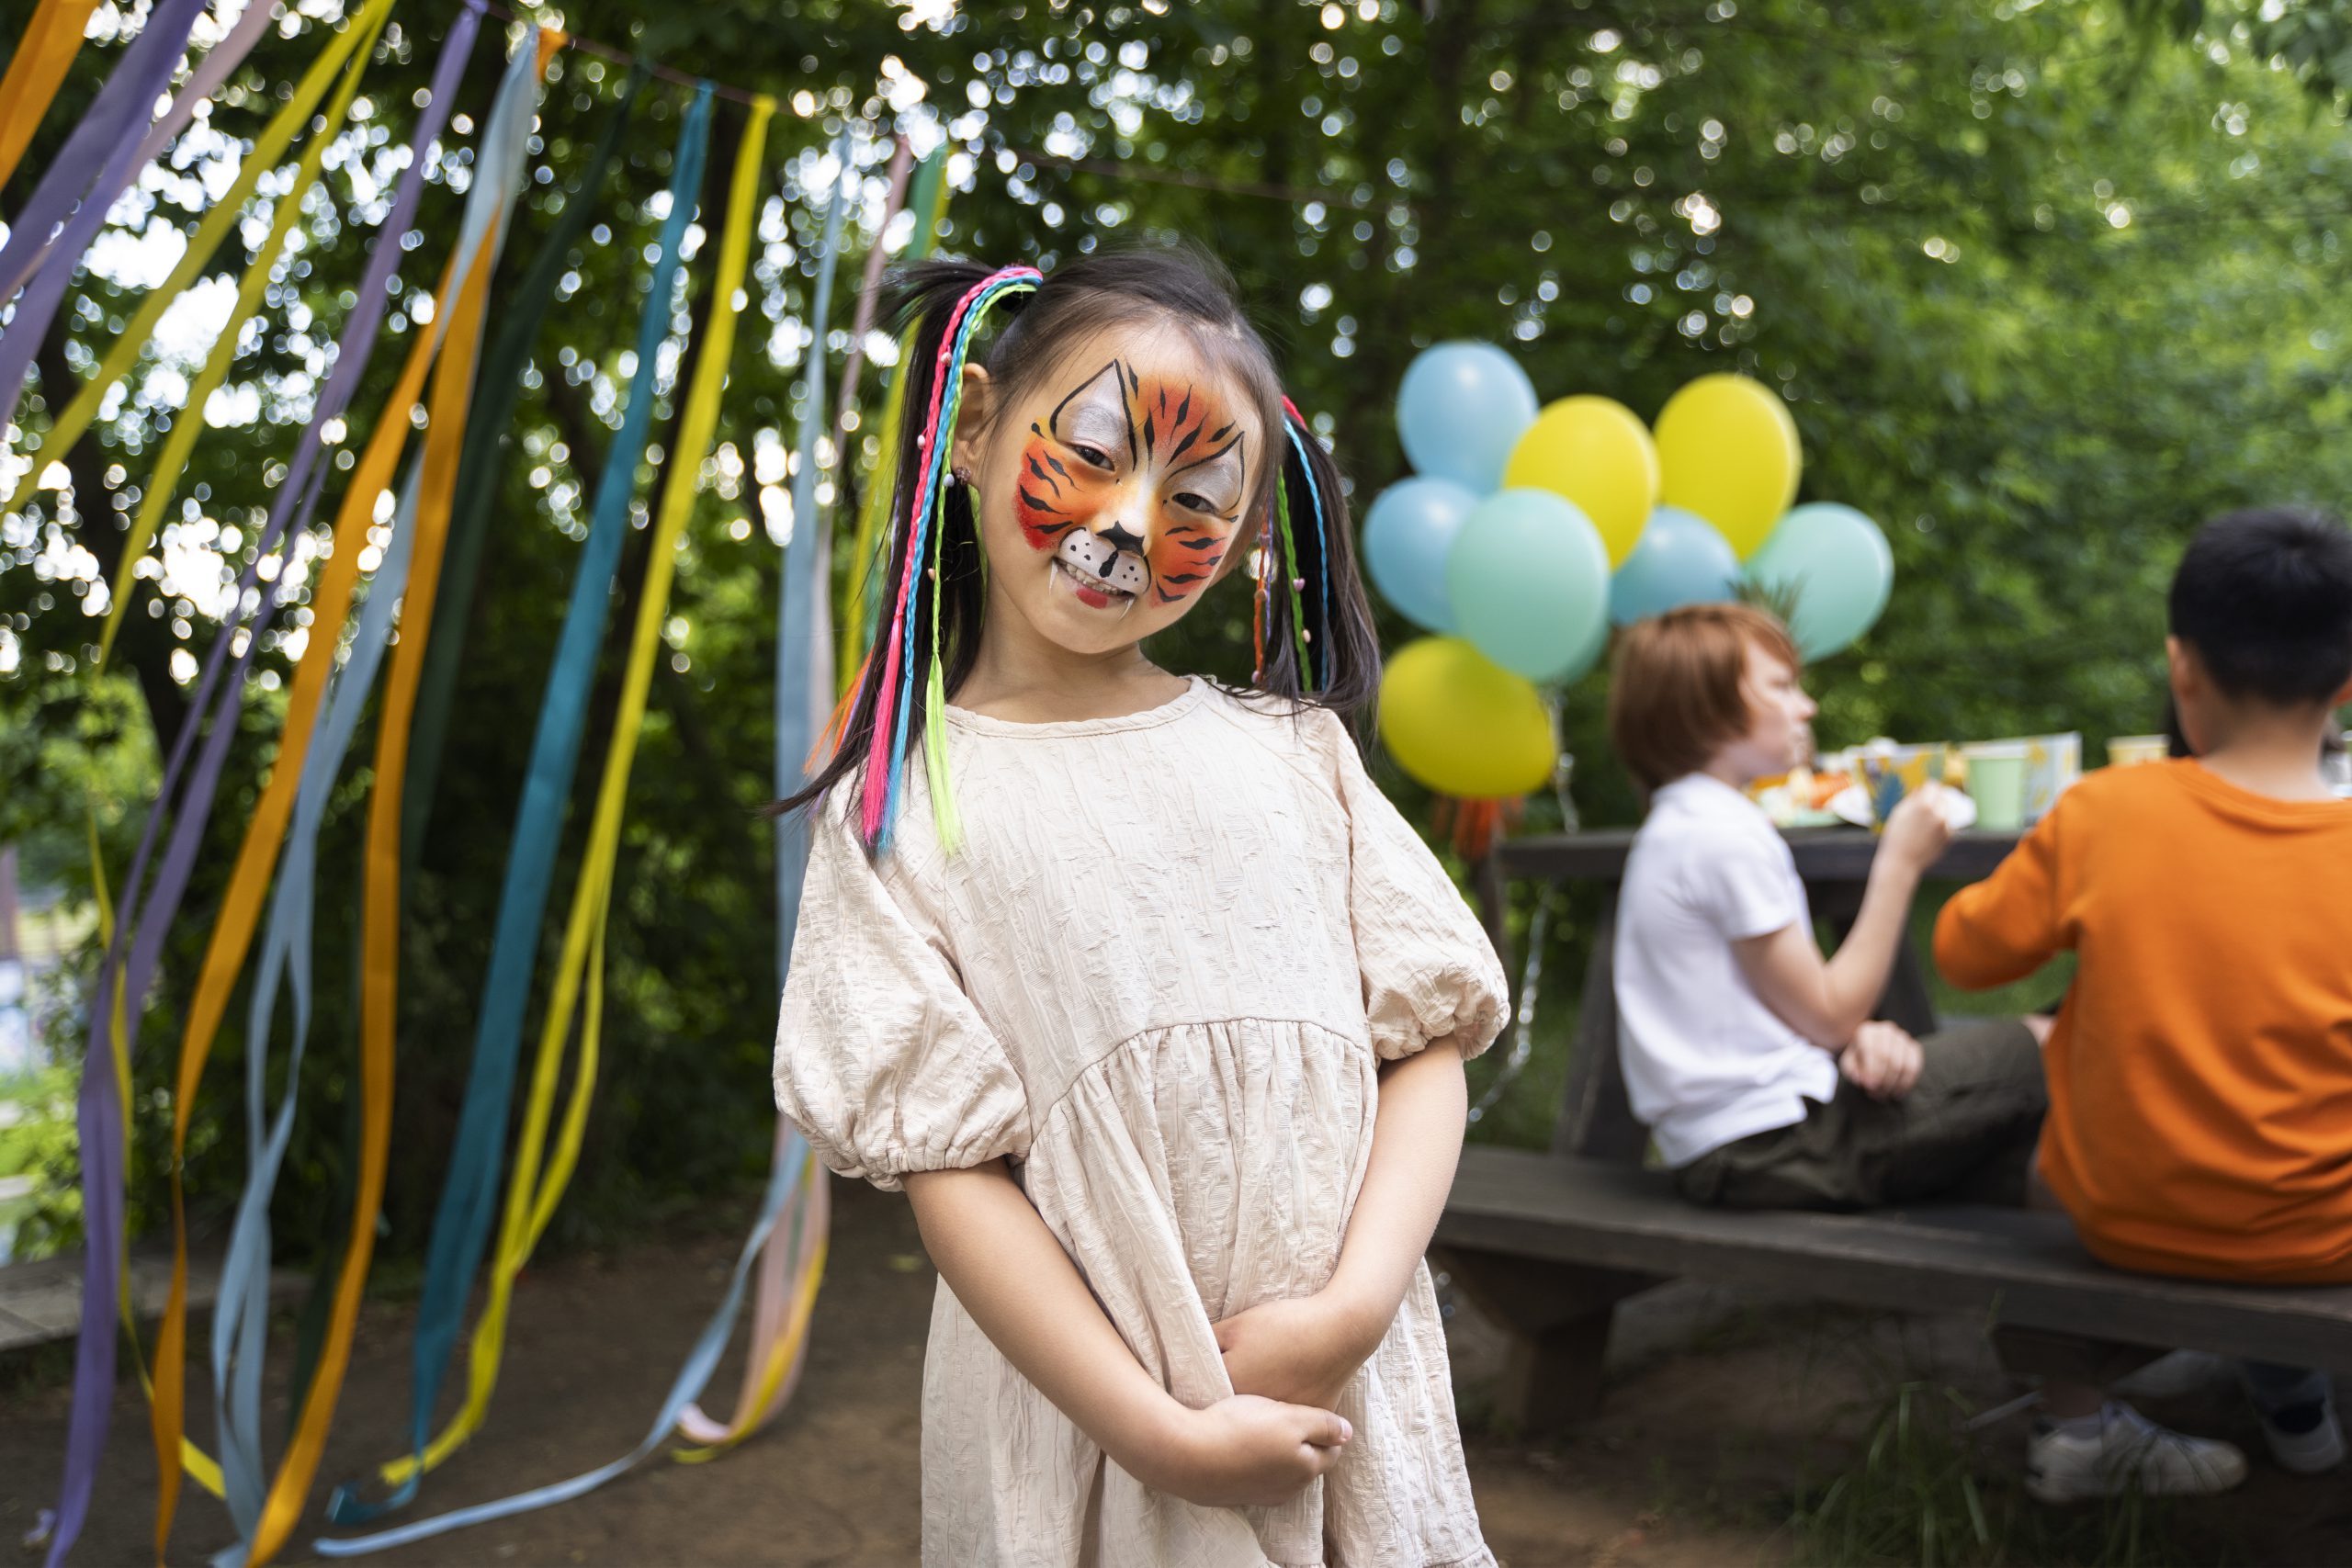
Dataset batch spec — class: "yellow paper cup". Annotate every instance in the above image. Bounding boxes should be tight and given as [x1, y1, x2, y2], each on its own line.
[2106, 735, 2170, 769]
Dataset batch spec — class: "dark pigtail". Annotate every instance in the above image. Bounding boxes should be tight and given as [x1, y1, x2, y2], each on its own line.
[1253, 401, 1381, 736]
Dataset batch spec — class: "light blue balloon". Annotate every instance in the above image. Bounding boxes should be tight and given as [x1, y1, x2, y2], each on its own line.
[1742, 502, 1894, 659]
[1446, 489, 1611, 682]
[1609, 505, 1743, 626]
[1396, 342, 1539, 492]
[1363, 476, 1477, 632]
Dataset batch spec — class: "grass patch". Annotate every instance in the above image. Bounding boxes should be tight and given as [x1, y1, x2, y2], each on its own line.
[1790, 1382, 2221, 1568]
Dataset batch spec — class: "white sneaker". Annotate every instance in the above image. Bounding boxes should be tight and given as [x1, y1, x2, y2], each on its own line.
[2256, 1393, 2346, 1475]
[2110, 1349, 2228, 1402]
[2025, 1402, 2249, 1503]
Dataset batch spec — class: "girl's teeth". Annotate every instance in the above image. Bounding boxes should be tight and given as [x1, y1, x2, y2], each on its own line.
[1063, 562, 1130, 598]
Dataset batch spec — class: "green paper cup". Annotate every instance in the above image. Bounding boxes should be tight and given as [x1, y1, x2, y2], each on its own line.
[1962, 742, 2029, 831]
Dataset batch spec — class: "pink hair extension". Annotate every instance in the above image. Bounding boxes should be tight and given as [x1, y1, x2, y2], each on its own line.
[859, 266, 1042, 841]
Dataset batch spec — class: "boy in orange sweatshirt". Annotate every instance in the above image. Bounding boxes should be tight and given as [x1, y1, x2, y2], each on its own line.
[1938, 506, 2352, 1499]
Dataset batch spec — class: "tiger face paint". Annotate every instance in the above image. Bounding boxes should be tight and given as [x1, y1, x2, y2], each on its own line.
[1009, 358, 1248, 610]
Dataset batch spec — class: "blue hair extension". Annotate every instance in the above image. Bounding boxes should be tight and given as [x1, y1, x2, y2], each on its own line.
[877, 267, 1039, 849]
[1282, 415, 1329, 690]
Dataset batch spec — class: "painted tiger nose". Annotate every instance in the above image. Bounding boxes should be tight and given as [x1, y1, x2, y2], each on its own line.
[1097, 521, 1146, 555]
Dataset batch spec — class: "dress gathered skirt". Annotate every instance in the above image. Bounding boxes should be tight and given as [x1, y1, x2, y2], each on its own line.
[774, 678, 1509, 1568]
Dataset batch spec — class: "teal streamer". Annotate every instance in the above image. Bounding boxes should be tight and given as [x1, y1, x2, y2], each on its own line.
[401, 63, 650, 874]
[325, 83, 716, 1528]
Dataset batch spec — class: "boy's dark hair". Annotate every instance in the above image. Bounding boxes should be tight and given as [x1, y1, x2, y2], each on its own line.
[2168, 506, 2352, 706]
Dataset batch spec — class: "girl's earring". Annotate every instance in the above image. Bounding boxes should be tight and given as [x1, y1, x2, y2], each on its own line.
[952, 466, 974, 489]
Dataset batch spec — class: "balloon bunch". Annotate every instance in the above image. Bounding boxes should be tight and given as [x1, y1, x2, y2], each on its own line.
[1365, 343, 1894, 803]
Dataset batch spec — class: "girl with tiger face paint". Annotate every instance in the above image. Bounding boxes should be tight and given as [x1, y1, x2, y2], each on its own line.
[775, 251, 1503, 1568]
[952, 325, 1259, 660]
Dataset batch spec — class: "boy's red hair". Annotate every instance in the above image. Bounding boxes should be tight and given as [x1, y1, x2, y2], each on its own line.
[1608, 604, 1801, 793]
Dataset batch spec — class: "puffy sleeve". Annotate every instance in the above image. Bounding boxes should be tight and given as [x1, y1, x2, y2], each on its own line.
[772, 791, 1032, 1190]
[1317, 709, 1511, 1062]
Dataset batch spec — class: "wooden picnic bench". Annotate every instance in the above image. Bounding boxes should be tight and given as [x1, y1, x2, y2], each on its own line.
[0, 1245, 301, 1355]
[1435, 829, 2352, 1435]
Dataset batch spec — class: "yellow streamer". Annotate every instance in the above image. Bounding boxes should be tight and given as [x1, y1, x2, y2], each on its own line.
[11, 0, 394, 517]
[0, 0, 103, 192]
[245, 39, 543, 1557]
[95, 0, 394, 671]
[376, 94, 777, 1491]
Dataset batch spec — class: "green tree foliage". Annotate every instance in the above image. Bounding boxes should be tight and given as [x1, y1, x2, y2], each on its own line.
[1, 0, 2346, 1248]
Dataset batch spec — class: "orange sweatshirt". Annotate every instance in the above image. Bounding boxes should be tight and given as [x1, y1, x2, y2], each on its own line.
[1935, 759, 2352, 1285]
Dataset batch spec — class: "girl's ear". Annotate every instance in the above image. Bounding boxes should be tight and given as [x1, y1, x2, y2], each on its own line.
[950, 363, 994, 479]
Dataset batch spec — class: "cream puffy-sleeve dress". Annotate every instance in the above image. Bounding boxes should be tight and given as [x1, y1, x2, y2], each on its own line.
[773, 677, 1509, 1568]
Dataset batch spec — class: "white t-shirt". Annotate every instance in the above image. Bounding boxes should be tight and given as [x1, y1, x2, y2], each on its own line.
[1613, 773, 1839, 1168]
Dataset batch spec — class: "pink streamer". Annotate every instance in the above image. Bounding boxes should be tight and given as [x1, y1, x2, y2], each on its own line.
[673, 1122, 831, 1442]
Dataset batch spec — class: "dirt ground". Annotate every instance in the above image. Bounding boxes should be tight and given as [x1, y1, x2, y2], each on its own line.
[4, 1176, 2346, 1566]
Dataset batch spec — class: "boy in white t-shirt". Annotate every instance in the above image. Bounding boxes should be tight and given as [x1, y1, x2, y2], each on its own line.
[1607, 604, 2050, 1210]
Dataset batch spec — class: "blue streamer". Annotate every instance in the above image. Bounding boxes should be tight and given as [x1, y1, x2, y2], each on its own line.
[773, 132, 852, 970]
[211, 461, 418, 1557]
[327, 83, 716, 1528]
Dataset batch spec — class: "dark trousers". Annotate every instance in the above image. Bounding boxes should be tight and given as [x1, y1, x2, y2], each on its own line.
[1673, 1018, 2048, 1211]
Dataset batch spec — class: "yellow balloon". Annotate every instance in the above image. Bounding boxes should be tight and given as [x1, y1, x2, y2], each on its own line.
[1653, 373, 1802, 558]
[1500, 395, 1660, 568]
[1377, 637, 1557, 798]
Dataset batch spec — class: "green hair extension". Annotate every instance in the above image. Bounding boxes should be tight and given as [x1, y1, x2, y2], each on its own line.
[922, 473, 965, 852]
[1273, 466, 1312, 682]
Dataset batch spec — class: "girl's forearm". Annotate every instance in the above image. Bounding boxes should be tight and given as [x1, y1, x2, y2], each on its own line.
[1323, 1040, 1468, 1348]
[904, 1161, 1187, 1483]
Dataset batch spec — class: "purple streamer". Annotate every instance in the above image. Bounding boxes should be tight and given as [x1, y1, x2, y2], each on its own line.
[0, 0, 211, 431]
[0, 0, 198, 297]
[129, 0, 283, 183]
[40, 9, 486, 1562]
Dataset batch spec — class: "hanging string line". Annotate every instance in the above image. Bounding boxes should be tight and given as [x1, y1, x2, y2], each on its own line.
[392, 0, 1383, 209]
